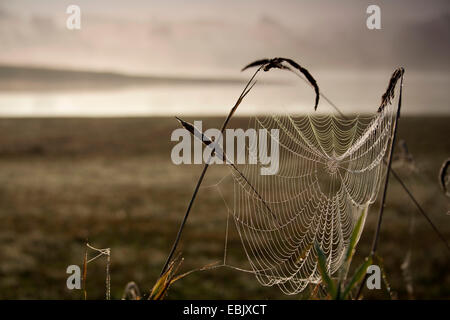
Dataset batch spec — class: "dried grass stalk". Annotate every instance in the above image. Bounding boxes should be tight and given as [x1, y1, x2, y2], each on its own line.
[378, 67, 405, 112]
[439, 158, 450, 195]
[242, 57, 320, 110]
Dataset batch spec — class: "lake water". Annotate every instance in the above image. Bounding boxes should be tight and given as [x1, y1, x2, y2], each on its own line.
[0, 72, 448, 117]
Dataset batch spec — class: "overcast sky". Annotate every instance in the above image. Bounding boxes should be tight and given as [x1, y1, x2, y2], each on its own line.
[0, 0, 449, 77]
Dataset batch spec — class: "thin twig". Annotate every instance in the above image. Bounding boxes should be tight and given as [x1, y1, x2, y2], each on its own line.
[371, 69, 404, 255]
[390, 168, 450, 251]
[85, 243, 111, 300]
[175, 117, 279, 223]
[356, 69, 404, 299]
[159, 67, 262, 276]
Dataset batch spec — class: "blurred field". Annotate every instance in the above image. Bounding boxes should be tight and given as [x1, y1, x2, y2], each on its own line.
[0, 116, 448, 299]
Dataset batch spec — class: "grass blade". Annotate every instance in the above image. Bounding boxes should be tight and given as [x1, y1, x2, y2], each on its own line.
[345, 206, 367, 263]
[314, 241, 336, 298]
[342, 256, 372, 300]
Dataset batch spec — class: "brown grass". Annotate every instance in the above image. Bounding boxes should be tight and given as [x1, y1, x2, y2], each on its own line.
[0, 116, 448, 299]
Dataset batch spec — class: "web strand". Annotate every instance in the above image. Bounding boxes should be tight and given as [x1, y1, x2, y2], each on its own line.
[215, 102, 395, 294]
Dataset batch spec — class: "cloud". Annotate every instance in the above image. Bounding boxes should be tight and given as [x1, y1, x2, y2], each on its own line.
[0, 1, 448, 75]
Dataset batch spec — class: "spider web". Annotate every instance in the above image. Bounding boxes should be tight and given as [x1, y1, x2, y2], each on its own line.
[185, 63, 401, 295]
[203, 98, 396, 295]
